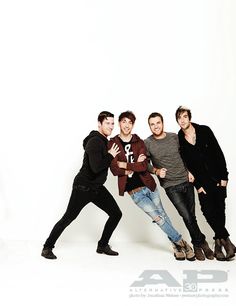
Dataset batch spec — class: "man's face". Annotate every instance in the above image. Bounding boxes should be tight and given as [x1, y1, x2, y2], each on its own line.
[99, 117, 115, 137]
[119, 117, 133, 136]
[148, 116, 164, 137]
[177, 111, 191, 130]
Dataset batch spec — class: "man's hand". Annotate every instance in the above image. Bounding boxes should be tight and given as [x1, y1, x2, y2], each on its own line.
[125, 170, 133, 176]
[137, 154, 146, 162]
[108, 143, 120, 158]
[117, 161, 127, 169]
[197, 187, 207, 194]
[188, 171, 195, 183]
[155, 168, 167, 178]
[217, 180, 228, 187]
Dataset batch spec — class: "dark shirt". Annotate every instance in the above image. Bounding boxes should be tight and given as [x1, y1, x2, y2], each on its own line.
[119, 138, 144, 192]
[178, 123, 228, 191]
[73, 130, 113, 189]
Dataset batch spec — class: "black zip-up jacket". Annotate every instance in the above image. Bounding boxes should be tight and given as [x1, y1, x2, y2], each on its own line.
[178, 123, 228, 191]
[73, 130, 113, 189]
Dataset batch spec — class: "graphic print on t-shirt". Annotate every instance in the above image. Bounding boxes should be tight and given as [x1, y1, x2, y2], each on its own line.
[124, 144, 134, 177]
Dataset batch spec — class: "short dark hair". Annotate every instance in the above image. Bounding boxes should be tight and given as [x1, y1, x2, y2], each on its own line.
[118, 111, 136, 124]
[148, 112, 163, 124]
[175, 106, 192, 122]
[97, 111, 114, 124]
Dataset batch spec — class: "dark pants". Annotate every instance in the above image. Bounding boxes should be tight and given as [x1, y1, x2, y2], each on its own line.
[44, 185, 122, 249]
[198, 186, 229, 240]
[165, 181, 205, 247]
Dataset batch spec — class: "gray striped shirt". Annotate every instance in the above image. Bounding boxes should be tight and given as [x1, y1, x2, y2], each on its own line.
[144, 132, 188, 189]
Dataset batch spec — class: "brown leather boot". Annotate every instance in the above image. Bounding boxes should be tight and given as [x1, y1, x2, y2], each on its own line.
[193, 246, 205, 261]
[225, 237, 236, 253]
[200, 240, 214, 260]
[220, 238, 235, 261]
[214, 239, 226, 261]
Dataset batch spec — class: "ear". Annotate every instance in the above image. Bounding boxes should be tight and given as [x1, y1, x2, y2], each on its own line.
[98, 121, 102, 129]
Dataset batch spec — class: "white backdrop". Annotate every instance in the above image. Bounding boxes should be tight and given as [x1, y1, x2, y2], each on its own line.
[0, 0, 235, 246]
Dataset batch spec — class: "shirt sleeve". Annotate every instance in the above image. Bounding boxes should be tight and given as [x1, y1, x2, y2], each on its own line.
[108, 140, 126, 176]
[126, 140, 148, 172]
[206, 126, 228, 180]
[86, 138, 113, 174]
[144, 139, 155, 173]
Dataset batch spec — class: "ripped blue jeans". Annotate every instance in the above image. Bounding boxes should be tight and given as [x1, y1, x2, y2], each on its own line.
[129, 186, 181, 243]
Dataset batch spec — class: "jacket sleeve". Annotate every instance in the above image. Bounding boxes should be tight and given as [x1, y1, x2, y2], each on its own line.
[108, 140, 126, 176]
[126, 140, 148, 172]
[86, 138, 113, 174]
[143, 140, 155, 173]
[207, 126, 228, 180]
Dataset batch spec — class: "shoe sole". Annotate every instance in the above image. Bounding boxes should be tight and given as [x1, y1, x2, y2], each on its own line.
[186, 256, 196, 261]
[215, 257, 226, 261]
[174, 255, 185, 261]
[225, 254, 235, 261]
[96, 250, 119, 256]
[41, 255, 57, 259]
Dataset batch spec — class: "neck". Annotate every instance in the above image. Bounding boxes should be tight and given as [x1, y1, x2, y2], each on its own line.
[183, 123, 194, 135]
[153, 132, 166, 140]
[98, 130, 107, 138]
[119, 133, 132, 142]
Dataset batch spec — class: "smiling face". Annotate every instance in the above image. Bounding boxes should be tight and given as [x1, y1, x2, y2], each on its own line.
[119, 117, 134, 137]
[177, 111, 191, 131]
[148, 115, 164, 138]
[98, 117, 115, 137]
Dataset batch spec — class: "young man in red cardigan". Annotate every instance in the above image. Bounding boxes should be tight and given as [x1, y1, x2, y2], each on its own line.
[108, 111, 195, 261]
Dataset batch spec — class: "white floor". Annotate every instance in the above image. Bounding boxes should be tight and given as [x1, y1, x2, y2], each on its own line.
[0, 240, 235, 306]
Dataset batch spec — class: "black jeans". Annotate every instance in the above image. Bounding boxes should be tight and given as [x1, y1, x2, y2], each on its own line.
[198, 186, 229, 240]
[165, 181, 205, 247]
[44, 185, 122, 249]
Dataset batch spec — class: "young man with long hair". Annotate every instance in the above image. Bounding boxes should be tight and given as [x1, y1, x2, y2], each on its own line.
[176, 106, 235, 261]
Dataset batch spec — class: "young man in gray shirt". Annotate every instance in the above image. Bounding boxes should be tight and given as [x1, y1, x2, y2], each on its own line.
[144, 112, 214, 261]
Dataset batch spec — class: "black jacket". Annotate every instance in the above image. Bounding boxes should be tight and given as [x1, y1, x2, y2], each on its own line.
[73, 130, 113, 189]
[178, 123, 228, 191]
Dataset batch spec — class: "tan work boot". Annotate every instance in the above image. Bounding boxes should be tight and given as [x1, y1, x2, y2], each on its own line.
[177, 239, 195, 261]
[214, 239, 226, 261]
[200, 240, 214, 260]
[172, 241, 185, 260]
[194, 246, 205, 261]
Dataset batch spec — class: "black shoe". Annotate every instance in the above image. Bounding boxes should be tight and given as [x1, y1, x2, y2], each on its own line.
[41, 247, 57, 259]
[96, 245, 119, 256]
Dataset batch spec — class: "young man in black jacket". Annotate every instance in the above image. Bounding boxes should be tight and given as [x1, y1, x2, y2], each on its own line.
[41, 111, 122, 259]
[176, 106, 235, 261]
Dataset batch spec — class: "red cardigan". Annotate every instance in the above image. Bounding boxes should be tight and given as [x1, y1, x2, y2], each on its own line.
[108, 134, 156, 196]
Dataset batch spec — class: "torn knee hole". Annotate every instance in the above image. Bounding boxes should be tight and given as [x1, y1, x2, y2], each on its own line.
[152, 215, 165, 226]
[154, 216, 161, 222]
